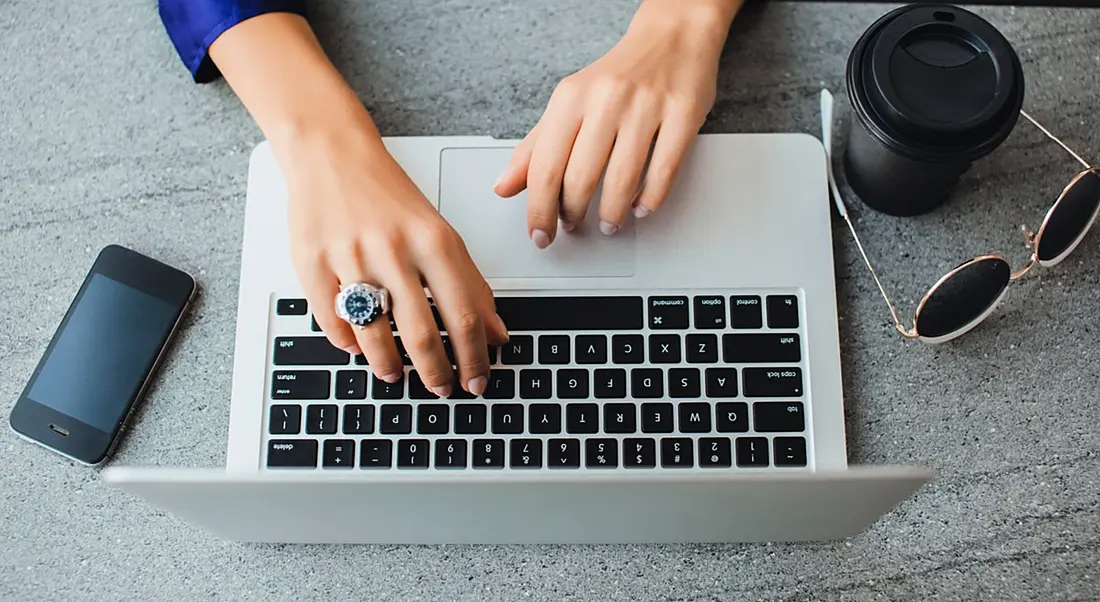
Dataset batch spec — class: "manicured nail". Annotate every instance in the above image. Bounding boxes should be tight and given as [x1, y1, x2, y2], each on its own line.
[560, 220, 576, 233]
[634, 205, 651, 219]
[532, 229, 551, 249]
[467, 376, 488, 396]
[342, 345, 361, 355]
[429, 384, 453, 398]
[599, 221, 619, 236]
[377, 372, 401, 384]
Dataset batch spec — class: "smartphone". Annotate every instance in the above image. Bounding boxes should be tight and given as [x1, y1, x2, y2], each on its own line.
[9, 244, 196, 466]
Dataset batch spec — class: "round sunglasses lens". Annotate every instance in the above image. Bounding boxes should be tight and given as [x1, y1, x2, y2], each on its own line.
[915, 257, 1012, 341]
[1036, 169, 1100, 264]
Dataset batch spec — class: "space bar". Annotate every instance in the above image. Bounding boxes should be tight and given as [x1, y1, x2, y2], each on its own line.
[494, 296, 644, 331]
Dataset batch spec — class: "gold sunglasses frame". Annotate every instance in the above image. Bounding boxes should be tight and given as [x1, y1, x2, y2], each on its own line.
[820, 89, 1100, 344]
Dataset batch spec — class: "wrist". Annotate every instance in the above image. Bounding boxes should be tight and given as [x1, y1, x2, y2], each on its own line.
[630, 0, 741, 50]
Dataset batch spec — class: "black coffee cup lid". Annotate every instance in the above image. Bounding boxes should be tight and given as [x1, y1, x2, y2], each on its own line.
[848, 4, 1025, 161]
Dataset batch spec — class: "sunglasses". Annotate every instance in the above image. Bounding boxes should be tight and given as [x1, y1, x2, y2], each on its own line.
[820, 89, 1100, 344]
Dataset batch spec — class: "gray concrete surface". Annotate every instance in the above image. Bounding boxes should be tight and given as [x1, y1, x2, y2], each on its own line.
[2, 1, 1099, 600]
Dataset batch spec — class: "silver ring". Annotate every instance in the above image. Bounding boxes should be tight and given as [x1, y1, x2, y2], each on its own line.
[334, 282, 390, 329]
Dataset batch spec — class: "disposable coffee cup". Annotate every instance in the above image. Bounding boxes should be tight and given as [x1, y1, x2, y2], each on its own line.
[844, 4, 1026, 216]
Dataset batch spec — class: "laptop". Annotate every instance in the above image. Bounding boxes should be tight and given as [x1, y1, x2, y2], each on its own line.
[101, 132, 933, 544]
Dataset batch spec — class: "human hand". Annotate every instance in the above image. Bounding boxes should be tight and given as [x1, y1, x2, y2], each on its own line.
[494, 0, 739, 247]
[280, 118, 509, 398]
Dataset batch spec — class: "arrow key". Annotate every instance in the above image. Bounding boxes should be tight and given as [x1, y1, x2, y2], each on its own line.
[323, 439, 356, 469]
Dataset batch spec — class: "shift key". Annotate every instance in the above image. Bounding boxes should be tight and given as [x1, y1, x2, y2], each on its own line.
[274, 337, 350, 366]
[743, 368, 803, 397]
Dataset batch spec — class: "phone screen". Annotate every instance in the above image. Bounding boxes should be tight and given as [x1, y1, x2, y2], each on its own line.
[26, 273, 180, 432]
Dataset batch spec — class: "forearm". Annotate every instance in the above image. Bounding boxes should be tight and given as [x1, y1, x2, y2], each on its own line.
[631, 0, 744, 53]
[207, 13, 382, 164]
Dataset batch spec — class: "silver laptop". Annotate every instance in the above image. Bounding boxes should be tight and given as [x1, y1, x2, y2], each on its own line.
[101, 132, 932, 544]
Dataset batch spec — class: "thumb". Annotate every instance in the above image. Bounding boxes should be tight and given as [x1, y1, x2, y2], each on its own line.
[493, 126, 539, 198]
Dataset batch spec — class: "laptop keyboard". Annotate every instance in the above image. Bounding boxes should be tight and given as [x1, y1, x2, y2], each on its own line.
[263, 292, 810, 471]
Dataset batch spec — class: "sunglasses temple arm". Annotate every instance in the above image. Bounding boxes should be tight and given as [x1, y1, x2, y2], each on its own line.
[1019, 110, 1092, 170]
[820, 90, 913, 337]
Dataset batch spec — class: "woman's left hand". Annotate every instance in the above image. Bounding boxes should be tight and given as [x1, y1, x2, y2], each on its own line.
[494, 0, 740, 248]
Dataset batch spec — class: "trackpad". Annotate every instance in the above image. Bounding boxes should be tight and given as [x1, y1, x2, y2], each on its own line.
[439, 147, 637, 279]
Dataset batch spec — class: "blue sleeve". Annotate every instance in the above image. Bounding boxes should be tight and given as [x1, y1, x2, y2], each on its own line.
[158, 0, 308, 83]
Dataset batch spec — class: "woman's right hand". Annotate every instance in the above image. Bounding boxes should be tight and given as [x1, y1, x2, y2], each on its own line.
[277, 116, 509, 398]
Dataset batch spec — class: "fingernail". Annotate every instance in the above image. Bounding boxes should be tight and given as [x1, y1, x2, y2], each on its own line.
[429, 384, 453, 398]
[633, 205, 651, 219]
[560, 220, 576, 233]
[493, 173, 504, 190]
[467, 376, 488, 396]
[377, 372, 401, 384]
[491, 312, 508, 336]
[531, 229, 551, 249]
[342, 345, 361, 355]
[599, 221, 619, 236]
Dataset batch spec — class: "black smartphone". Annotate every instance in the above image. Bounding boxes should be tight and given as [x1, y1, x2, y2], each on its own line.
[9, 244, 196, 466]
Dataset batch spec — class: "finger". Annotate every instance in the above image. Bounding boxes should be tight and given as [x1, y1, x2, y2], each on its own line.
[327, 249, 404, 382]
[374, 254, 454, 397]
[292, 250, 361, 356]
[526, 100, 583, 249]
[559, 108, 618, 229]
[494, 124, 539, 198]
[597, 109, 661, 234]
[422, 263, 491, 397]
[632, 110, 701, 218]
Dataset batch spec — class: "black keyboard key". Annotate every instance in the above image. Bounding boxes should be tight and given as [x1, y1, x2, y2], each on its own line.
[354, 353, 368, 366]
[649, 334, 681, 364]
[548, 438, 581, 468]
[730, 296, 763, 329]
[699, 437, 732, 467]
[440, 335, 457, 366]
[454, 404, 488, 434]
[648, 296, 689, 329]
[359, 439, 392, 468]
[519, 369, 552, 399]
[593, 368, 627, 399]
[417, 404, 450, 434]
[276, 298, 308, 316]
[585, 439, 618, 468]
[604, 403, 637, 434]
[323, 439, 355, 468]
[334, 370, 367, 400]
[641, 403, 674, 433]
[397, 439, 430, 468]
[723, 334, 801, 363]
[767, 295, 800, 329]
[774, 437, 807, 466]
[494, 296, 644, 331]
[529, 404, 562, 434]
[556, 369, 589, 399]
[668, 368, 701, 399]
[380, 404, 413, 434]
[271, 370, 331, 400]
[305, 404, 338, 434]
[342, 404, 374, 435]
[743, 368, 803, 397]
[311, 316, 322, 332]
[660, 438, 694, 468]
[566, 403, 599, 434]
[409, 371, 439, 400]
[394, 336, 413, 366]
[491, 404, 524, 434]
[575, 335, 608, 364]
[371, 374, 405, 400]
[473, 439, 505, 469]
[693, 296, 726, 329]
[485, 369, 516, 399]
[716, 402, 749, 432]
[448, 373, 475, 400]
[623, 438, 657, 468]
[631, 368, 663, 398]
[686, 334, 719, 364]
[501, 335, 535, 364]
[274, 337, 349, 366]
[267, 439, 318, 468]
[435, 439, 468, 469]
[705, 368, 739, 398]
[488, 345, 499, 364]
[737, 437, 770, 467]
[754, 401, 806, 432]
[678, 402, 712, 433]
[510, 439, 543, 468]
[611, 334, 645, 364]
[269, 404, 301, 435]
[539, 335, 570, 364]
